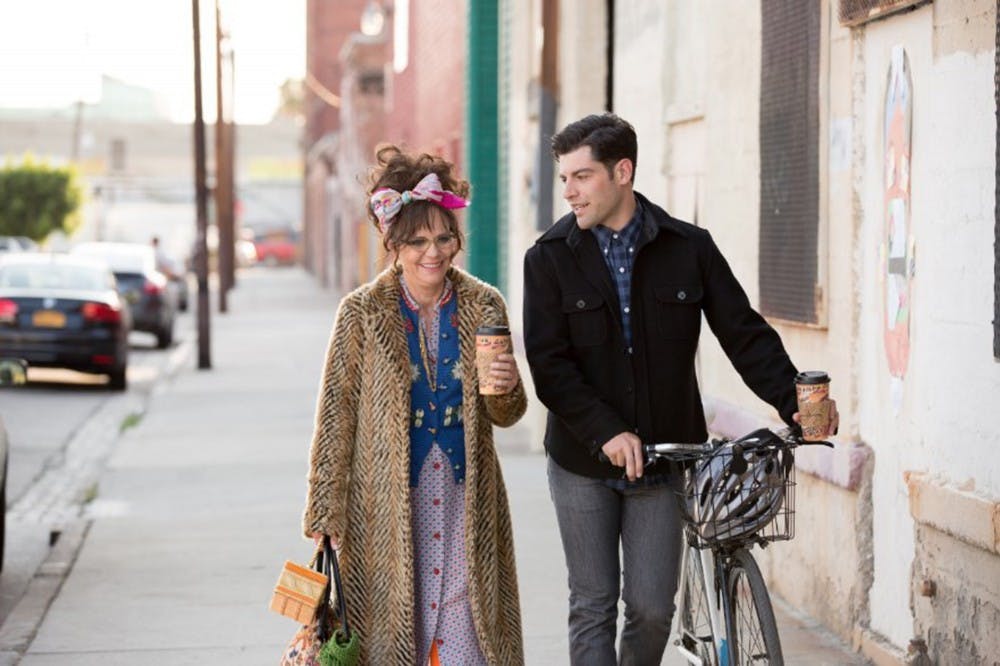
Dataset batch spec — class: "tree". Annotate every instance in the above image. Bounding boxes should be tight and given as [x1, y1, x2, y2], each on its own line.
[0, 158, 83, 241]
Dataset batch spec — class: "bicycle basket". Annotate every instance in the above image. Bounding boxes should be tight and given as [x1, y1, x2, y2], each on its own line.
[675, 431, 796, 548]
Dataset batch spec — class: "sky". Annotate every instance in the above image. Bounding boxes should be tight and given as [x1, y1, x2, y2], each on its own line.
[0, 0, 305, 124]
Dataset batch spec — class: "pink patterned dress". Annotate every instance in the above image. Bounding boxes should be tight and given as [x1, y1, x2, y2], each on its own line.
[400, 278, 487, 665]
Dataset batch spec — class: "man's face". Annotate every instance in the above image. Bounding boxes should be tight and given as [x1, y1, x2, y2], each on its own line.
[557, 145, 632, 231]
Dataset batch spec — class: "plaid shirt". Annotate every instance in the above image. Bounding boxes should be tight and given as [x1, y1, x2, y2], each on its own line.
[592, 198, 644, 351]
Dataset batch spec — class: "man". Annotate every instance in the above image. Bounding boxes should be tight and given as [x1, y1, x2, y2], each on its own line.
[522, 113, 837, 665]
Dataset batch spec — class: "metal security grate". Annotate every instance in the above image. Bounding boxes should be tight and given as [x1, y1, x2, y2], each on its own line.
[759, 0, 821, 323]
[838, 0, 930, 27]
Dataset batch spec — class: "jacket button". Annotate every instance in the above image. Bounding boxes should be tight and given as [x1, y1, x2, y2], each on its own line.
[677, 290, 687, 300]
[576, 299, 586, 309]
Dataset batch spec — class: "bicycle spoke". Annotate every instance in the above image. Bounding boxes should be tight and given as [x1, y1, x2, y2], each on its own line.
[679, 548, 716, 665]
[726, 550, 784, 665]
[732, 571, 768, 662]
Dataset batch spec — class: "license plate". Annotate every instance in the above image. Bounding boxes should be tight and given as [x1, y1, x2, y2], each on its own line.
[33, 310, 67, 328]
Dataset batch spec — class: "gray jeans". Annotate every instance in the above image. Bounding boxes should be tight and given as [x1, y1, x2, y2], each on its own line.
[547, 457, 684, 666]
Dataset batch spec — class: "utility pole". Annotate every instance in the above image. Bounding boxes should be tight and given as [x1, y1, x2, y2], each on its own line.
[215, 0, 235, 312]
[192, 0, 212, 369]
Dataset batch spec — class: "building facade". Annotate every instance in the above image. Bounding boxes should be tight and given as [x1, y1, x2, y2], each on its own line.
[500, 0, 999, 662]
[300, 1, 999, 660]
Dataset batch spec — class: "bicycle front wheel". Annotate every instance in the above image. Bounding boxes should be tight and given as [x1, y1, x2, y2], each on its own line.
[726, 549, 784, 665]
[678, 545, 716, 665]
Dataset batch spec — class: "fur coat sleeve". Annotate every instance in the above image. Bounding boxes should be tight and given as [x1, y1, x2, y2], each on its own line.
[302, 291, 364, 539]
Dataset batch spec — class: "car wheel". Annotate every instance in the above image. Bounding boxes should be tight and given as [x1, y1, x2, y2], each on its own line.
[156, 325, 174, 349]
[109, 366, 128, 391]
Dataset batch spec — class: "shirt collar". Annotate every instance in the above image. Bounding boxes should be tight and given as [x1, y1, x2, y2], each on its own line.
[399, 276, 453, 312]
[593, 196, 644, 248]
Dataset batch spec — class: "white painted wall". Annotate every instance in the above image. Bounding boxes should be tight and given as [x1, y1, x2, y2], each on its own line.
[859, 4, 999, 647]
[612, 3, 668, 205]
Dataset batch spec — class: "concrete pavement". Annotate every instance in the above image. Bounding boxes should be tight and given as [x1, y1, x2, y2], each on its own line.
[15, 268, 863, 664]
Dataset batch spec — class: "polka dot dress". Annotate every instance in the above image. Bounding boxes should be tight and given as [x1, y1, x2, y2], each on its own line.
[411, 445, 486, 665]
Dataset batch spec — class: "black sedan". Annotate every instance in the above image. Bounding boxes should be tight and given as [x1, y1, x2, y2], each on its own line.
[0, 253, 130, 390]
[71, 242, 177, 348]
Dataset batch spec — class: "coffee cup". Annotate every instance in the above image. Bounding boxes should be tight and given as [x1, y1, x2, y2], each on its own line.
[795, 371, 831, 441]
[475, 326, 511, 395]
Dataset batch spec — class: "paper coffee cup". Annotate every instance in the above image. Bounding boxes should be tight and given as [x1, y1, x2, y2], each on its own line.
[475, 326, 511, 395]
[795, 371, 831, 441]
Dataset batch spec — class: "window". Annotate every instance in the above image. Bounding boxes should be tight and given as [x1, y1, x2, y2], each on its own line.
[838, 0, 930, 27]
[758, 1, 822, 323]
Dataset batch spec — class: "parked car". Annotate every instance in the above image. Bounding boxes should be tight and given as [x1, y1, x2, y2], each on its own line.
[0, 237, 23, 254]
[158, 255, 189, 312]
[70, 242, 177, 348]
[236, 238, 258, 268]
[12, 237, 39, 252]
[253, 228, 300, 266]
[0, 253, 130, 389]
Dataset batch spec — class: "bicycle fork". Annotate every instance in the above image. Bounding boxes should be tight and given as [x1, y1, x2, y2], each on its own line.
[675, 547, 735, 666]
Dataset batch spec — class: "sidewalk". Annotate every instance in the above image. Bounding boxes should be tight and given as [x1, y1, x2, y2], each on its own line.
[17, 268, 862, 664]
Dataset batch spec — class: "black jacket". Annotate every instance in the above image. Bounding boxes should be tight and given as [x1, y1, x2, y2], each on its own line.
[523, 192, 799, 478]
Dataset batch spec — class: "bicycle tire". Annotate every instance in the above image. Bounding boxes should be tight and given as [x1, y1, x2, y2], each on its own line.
[726, 549, 784, 665]
[678, 545, 717, 665]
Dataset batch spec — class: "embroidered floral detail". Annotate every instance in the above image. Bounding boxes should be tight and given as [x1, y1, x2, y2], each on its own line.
[449, 312, 459, 329]
[404, 317, 416, 333]
[410, 363, 422, 383]
[451, 362, 462, 380]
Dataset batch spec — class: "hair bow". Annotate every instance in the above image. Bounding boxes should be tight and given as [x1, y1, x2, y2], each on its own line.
[370, 172, 468, 233]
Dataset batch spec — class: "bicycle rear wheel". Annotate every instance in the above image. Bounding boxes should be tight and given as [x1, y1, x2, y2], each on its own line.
[726, 549, 784, 665]
[678, 545, 717, 665]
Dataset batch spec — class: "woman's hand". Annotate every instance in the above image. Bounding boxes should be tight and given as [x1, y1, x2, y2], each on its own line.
[488, 353, 521, 395]
[312, 532, 340, 549]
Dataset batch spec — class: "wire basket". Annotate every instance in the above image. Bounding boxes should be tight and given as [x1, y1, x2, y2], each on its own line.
[674, 445, 796, 550]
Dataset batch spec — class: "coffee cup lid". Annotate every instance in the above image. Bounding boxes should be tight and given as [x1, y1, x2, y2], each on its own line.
[795, 370, 830, 385]
[476, 326, 510, 336]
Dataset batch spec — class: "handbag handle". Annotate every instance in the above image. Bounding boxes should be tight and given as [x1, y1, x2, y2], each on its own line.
[315, 536, 352, 643]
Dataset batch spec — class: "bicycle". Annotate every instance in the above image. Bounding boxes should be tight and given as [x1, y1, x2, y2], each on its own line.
[643, 427, 830, 666]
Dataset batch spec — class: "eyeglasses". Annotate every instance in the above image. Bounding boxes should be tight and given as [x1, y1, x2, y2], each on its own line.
[401, 234, 457, 252]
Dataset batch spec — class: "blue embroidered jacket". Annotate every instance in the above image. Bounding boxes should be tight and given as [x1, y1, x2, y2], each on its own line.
[400, 290, 465, 487]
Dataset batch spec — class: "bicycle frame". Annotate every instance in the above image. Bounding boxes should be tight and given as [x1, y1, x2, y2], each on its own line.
[676, 541, 736, 666]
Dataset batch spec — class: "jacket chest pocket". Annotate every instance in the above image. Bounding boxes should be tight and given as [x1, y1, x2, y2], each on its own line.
[654, 284, 703, 340]
[562, 292, 607, 347]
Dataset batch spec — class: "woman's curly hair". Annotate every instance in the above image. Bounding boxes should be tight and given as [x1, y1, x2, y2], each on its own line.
[366, 144, 470, 253]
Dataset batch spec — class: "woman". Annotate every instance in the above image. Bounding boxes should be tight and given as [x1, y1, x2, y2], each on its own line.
[303, 145, 526, 665]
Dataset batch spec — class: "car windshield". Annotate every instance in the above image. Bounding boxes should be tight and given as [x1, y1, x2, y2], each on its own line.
[0, 263, 112, 291]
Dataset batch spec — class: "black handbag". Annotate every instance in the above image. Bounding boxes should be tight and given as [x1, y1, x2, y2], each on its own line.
[315, 537, 360, 666]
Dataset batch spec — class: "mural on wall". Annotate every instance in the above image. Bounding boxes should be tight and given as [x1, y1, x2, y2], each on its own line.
[880, 45, 915, 411]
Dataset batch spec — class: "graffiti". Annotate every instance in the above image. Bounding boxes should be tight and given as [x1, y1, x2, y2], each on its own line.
[881, 45, 915, 408]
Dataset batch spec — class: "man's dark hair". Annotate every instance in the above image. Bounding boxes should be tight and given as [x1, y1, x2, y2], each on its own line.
[551, 113, 638, 182]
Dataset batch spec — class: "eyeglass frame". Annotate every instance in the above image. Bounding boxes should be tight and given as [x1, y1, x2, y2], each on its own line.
[399, 233, 458, 252]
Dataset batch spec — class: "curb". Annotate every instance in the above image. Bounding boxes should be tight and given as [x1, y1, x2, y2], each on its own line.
[0, 337, 194, 663]
[0, 522, 89, 659]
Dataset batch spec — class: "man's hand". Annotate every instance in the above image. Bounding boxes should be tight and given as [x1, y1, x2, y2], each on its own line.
[600, 431, 644, 481]
[792, 398, 840, 437]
